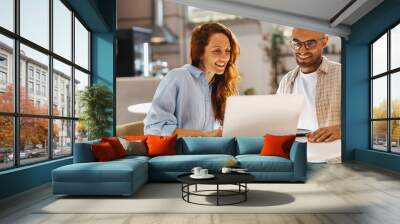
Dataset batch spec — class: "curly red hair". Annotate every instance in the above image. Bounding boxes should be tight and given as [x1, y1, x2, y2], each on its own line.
[190, 22, 240, 124]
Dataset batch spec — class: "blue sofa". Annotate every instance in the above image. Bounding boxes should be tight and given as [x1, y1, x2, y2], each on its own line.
[52, 137, 307, 196]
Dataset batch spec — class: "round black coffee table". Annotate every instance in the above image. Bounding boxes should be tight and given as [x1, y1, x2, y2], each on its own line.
[177, 173, 255, 206]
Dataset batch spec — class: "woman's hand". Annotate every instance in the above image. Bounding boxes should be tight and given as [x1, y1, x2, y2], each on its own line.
[173, 128, 222, 137]
[205, 128, 222, 137]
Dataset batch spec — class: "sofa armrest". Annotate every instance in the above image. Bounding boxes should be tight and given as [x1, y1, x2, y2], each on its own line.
[289, 141, 307, 181]
[73, 140, 100, 163]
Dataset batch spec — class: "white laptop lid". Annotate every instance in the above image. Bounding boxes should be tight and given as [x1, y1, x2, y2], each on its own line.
[222, 95, 304, 137]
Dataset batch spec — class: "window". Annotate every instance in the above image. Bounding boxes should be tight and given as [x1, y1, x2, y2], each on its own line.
[0, 116, 13, 170]
[53, 59, 72, 117]
[74, 69, 89, 119]
[54, 88, 58, 104]
[0, 71, 6, 85]
[41, 73, 46, 83]
[28, 81, 34, 94]
[75, 17, 89, 70]
[28, 67, 34, 80]
[371, 23, 400, 154]
[0, 54, 8, 89]
[0, 54, 8, 90]
[53, 0, 72, 60]
[0, 35, 13, 110]
[42, 85, 46, 97]
[53, 119, 72, 158]
[35, 70, 41, 81]
[0, 0, 91, 170]
[20, 0, 49, 49]
[0, 0, 14, 32]
[20, 117, 49, 165]
[0, 55, 7, 67]
[36, 83, 40, 95]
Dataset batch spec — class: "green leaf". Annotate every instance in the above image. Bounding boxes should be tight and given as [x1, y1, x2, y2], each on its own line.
[79, 84, 113, 140]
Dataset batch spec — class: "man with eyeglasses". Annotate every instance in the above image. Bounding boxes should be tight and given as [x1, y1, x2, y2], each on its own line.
[277, 28, 341, 144]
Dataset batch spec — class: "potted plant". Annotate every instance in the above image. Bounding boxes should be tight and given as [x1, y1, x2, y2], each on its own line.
[79, 84, 113, 140]
[264, 26, 287, 93]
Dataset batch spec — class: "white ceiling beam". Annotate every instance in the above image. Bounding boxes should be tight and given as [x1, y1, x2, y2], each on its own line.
[168, 0, 351, 38]
[330, 0, 368, 28]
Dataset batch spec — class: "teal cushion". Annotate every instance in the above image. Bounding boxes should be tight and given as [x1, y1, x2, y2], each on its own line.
[148, 154, 235, 172]
[116, 155, 150, 163]
[73, 139, 101, 163]
[52, 159, 147, 183]
[236, 137, 264, 155]
[178, 137, 236, 155]
[236, 155, 293, 172]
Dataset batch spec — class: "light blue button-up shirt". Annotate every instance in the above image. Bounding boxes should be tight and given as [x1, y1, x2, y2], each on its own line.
[144, 64, 218, 136]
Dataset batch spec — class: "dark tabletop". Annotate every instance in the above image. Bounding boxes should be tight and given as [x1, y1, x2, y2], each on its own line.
[177, 172, 255, 185]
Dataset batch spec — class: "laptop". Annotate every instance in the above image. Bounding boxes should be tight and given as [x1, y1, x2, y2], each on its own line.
[222, 95, 304, 137]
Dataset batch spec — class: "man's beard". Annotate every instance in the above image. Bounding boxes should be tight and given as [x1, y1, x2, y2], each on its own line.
[295, 55, 322, 69]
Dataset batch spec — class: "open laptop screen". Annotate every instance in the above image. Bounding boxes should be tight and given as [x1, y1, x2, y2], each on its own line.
[222, 95, 304, 137]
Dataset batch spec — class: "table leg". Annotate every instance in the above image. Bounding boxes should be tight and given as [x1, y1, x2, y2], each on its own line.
[217, 184, 219, 206]
[245, 183, 247, 201]
[181, 184, 183, 199]
[187, 184, 190, 202]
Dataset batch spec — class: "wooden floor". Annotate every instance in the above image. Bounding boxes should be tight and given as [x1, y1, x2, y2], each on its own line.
[1, 162, 400, 224]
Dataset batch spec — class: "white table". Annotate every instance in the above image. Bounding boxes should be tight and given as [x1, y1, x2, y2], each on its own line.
[127, 102, 152, 114]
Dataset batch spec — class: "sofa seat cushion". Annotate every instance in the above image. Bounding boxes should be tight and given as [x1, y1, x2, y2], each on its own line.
[149, 154, 235, 172]
[236, 155, 293, 172]
[116, 155, 150, 163]
[53, 159, 147, 183]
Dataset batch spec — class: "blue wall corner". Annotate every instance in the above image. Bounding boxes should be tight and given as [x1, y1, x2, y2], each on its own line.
[344, 0, 400, 169]
[342, 43, 370, 160]
[66, 0, 110, 32]
[91, 0, 116, 135]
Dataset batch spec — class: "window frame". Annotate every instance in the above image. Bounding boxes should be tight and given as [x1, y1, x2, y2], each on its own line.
[0, 0, 92, 171]
[370, 21, 400, 154]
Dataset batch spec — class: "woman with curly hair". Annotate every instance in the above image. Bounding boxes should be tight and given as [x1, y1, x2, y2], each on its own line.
[144, 22, 240, 137]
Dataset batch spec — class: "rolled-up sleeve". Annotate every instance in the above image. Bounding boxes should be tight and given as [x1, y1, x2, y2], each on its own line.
[144, 73, 179, 136]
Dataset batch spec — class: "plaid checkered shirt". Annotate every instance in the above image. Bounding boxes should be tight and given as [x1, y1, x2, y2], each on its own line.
[276, 56, 341, 128]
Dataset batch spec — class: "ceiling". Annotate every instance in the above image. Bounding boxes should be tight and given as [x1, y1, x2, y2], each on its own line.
[168, 0, 384, 38]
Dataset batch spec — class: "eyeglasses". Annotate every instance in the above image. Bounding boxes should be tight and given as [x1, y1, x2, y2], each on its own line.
[290, 38, 325, 50]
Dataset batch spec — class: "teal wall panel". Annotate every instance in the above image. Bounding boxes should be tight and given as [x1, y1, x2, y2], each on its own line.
[0, 158, 72, 199]
[344, 0, 400, 171]
[92, 32, 116, 136]
[355, 149, 400, 172]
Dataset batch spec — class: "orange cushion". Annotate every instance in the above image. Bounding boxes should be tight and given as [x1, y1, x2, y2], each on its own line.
[259, 134, 296, 159]
[91, 142, 118, 161]
[146, 135, 177, 157]
[124, 135, 148, 141]
[101, 137, 127, 158]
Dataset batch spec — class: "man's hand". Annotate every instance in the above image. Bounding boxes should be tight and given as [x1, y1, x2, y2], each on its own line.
[306, 125, 341, 143]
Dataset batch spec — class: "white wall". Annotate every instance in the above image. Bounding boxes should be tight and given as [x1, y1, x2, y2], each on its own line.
[230, 21, 270, 95]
